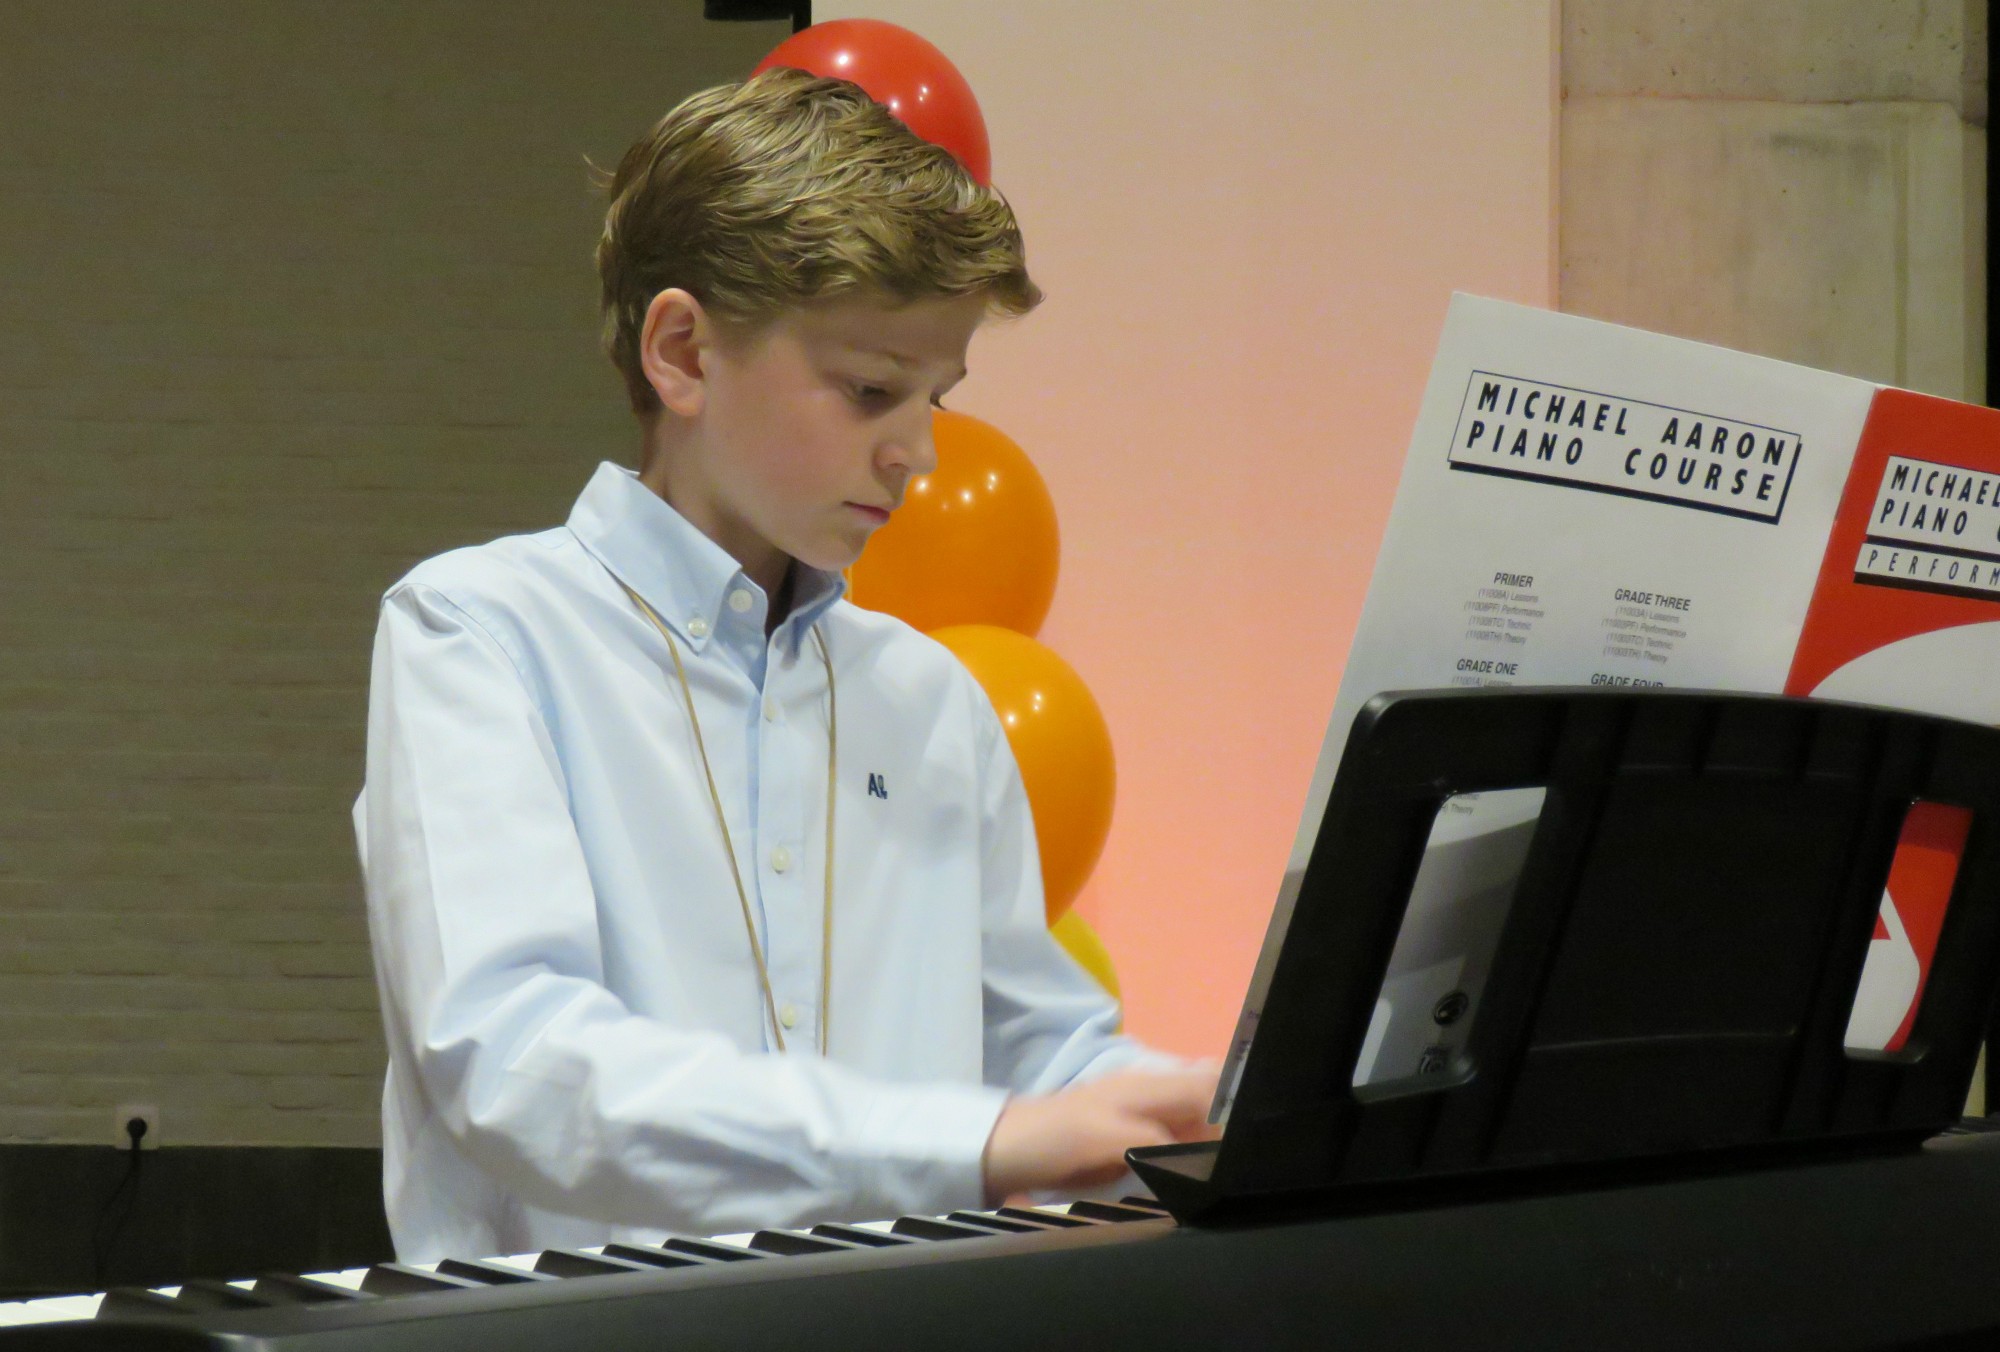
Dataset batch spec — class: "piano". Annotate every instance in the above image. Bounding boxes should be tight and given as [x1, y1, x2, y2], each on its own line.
[11, 691, 2000, 1349]
[3, 1131, 2000, 1349]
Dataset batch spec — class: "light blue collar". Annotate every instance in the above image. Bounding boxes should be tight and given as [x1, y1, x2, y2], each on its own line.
[565, 462, 845, 654]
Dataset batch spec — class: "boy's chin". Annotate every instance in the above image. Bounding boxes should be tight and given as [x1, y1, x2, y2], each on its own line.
[791, 542, 866, 579]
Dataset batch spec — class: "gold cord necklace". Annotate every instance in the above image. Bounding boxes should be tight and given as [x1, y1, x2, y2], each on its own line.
[618, 578, 836, 1057]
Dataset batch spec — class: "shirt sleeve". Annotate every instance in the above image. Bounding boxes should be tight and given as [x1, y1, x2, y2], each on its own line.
[970, 687, 1188, 1095]
[361, 583, 1007, 1236]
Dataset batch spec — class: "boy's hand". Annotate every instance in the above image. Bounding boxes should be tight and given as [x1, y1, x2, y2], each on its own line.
[981, 1065, 1221, 1204]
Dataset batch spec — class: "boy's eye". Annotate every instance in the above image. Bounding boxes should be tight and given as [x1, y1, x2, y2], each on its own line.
[845, 381, 948, 411]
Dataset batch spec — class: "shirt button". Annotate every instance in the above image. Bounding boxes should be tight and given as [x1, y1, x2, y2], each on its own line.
[778, 1003, 799, 1029]
[728, 589, 753, 614]
[687, 616, 710, 640]
[762, 696, 780, 723]
[771, 845, 792, 873]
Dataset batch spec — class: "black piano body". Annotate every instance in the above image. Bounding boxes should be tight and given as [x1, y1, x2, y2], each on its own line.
[8, 1129, 2000, 1351]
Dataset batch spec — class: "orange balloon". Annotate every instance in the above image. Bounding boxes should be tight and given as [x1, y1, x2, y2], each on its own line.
[849, 410, 1059, 637]
[931, 625, 1113, 922]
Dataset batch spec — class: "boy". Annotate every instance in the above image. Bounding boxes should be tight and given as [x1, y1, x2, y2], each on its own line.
[356, 68, 1216, 1263]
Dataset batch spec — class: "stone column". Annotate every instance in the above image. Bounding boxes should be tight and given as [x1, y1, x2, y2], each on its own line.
[1561, 1, 1986, 402]
[1561, 1, 1990, 1112]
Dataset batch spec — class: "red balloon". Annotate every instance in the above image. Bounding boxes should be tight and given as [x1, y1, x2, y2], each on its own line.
[752, 20, 992, 185]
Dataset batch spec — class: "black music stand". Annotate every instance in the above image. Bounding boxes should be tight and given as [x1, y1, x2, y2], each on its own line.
[1132, 689, 2000, 1224]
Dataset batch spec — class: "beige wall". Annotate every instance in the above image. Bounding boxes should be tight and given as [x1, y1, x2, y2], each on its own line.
[819, 0, 1561, 1057]
[0, 3, 787, 1145]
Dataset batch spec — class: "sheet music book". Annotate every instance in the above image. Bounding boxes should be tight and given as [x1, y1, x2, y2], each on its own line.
[1217, 295, 2000, 1117]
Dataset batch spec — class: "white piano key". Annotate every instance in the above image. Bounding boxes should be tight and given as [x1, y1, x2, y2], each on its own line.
[0, 1293, 105, 1325]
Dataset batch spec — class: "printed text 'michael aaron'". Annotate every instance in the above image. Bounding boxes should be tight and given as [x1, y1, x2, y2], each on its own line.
[1449, 373, 1803, 524]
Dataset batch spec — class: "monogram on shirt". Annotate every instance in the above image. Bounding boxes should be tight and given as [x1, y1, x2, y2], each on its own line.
[867, 773, 889, 800]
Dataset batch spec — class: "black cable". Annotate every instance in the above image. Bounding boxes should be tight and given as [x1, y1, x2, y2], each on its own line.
[90, 1118, 149, 1289]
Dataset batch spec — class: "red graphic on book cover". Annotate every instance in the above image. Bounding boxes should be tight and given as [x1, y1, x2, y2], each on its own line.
[1785, 387, 2000, 1049]
[1877, 803, 1972, 1050]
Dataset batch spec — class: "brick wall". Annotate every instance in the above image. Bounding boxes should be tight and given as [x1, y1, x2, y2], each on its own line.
[0, 2, 786, 1147]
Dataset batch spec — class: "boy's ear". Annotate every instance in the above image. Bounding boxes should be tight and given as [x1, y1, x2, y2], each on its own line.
[639, 288, 708, 417]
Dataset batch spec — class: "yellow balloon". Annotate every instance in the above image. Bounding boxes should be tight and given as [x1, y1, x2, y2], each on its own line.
[1051, 910, 1121, 1013]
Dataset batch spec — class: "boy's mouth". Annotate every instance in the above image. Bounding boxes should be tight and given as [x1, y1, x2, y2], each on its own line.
[846, 503, 892, 525]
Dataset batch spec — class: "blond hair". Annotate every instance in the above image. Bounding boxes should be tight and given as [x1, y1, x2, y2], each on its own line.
[595, 67, 1041, 415]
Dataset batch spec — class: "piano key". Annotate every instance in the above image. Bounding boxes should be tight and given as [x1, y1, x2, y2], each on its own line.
[294, 1267, 372, 1292]
[1067, 1199, 1175, 1223]
[597, 1243, 715, 1270]
[95, 1289, 189, 1320]
[808, 1223, 916, 1248]
[658, 1236, 766, 1263]
[250, 1272, 376, 1305]
[532, 1250, 658, 1278]
[994, 1205, 1100, 1228]
[359, 1263, 488, 1296]
[165, 1279, 283, 1311]
[888, 1216, 1002, 1241]
[1118, 1195, 1171, 1214]
[0, 1294, 105, 1327]
[435, 1257, 556, 1285]
[747, 1230, 861, 1257]
[943, 1210, 1048, 1234]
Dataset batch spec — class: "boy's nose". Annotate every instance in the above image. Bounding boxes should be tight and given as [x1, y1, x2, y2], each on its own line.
[881, 420, 938, 481]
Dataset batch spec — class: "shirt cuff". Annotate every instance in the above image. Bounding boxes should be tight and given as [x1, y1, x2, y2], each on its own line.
[851, 1081, 1010, 1218]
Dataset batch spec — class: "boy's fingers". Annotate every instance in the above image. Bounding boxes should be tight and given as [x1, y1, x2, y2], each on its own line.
[1101, 1068, 1220, 1119]
[1099, 1118, 1176, 1155]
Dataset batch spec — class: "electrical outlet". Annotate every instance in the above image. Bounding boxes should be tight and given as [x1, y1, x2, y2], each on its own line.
[113, 1103, 160, 1151]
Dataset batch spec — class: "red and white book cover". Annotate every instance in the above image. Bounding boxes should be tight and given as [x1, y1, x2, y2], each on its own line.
[1785, 388, 2000, 1050]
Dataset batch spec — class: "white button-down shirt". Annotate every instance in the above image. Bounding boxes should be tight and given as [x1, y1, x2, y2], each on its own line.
[356, 463, 1155, 1261]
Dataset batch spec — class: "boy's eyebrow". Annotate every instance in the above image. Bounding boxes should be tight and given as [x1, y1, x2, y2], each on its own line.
[850, 346, 968, 383]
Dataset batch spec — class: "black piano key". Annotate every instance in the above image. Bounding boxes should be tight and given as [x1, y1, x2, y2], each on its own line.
[436, 1258, 555, 1285]
[1118, 1195, 1172, 1214]
[250, 1272, 375, 1305]
[1067, 1200, 1172, 1223]
[96, 1288, 194, 1320]
[809, 1223, 915, 1247]
[660, 1236, 766, 1263]
[533, 1250, 657, 1278]
[995, 1205, 1100, 1228]
[599, 1243, 713, 1270]
[170, 1278, 284, 1311]
[98, 1280, 283, 1319]
[360, 1264, 488, 1296]
[889, 1216, 1000, 1241]
[943, 1211, 1048, 1233]
[748, 1229, 860, 1256]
